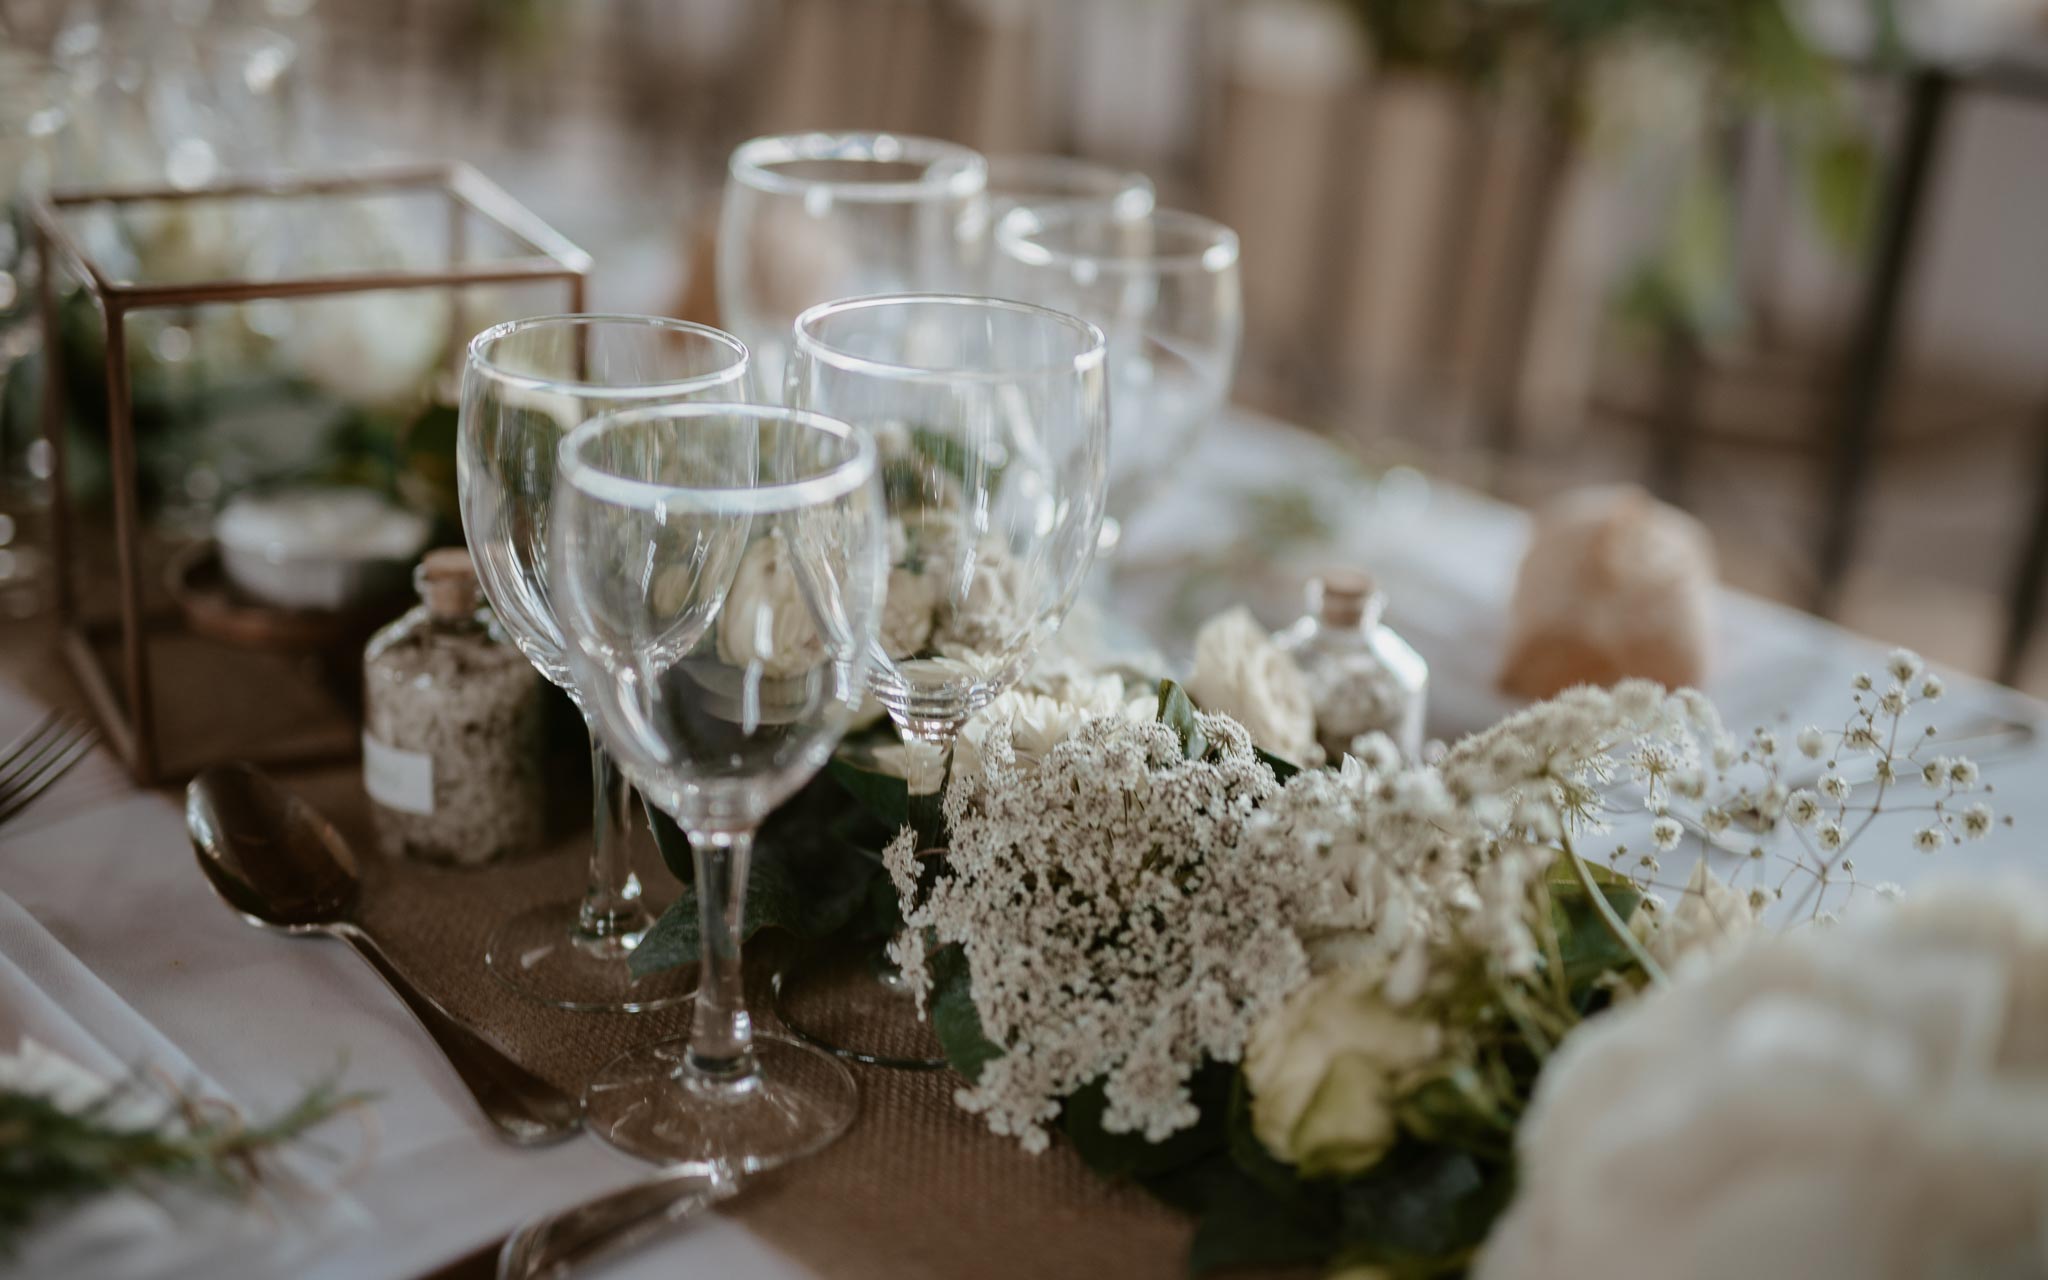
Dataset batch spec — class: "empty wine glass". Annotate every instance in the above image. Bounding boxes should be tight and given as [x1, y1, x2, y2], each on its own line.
[982, 153, 1154, 224]
[990, 206, 1240, 558]
[555, 401, 886, 1171]
[458, 314, 752, 1013]
[719, 132, 987, 393]
[779, 293, 1109, 1067]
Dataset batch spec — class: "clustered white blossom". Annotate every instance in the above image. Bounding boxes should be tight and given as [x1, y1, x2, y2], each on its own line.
[885, 710, 1310, 1152]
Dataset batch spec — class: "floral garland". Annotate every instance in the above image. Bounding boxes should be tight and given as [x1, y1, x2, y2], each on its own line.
[833, 610, 2021, 1276]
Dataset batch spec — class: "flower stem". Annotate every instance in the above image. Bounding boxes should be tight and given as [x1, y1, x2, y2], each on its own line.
[1562, 834, 1667, 988]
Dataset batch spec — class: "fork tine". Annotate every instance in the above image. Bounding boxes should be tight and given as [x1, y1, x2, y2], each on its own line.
[0, 712, 67, 796]
[0, 719, 96, 828]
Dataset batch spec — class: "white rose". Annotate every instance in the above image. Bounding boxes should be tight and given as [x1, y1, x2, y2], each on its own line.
[953, 673, 1147, 779]
[1477, 880, 2048, 1280]
[1629, 860, 1759, 973]
[715, 532, 826, 678]
[1187, 607, 1321, 767]
[1242, 967, 1443, 1177]
[282, 290, 447, 406]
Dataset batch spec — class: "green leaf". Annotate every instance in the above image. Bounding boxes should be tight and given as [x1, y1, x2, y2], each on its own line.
[1224, 1072, 1309, 1200]
[1175, 1154, 1339, 1276]
[632, 781, 883, 977]
[1059, 1062, 1231, 1184]
[1333, 1143, 1513, 1273]
[1156, 680, 1208, 761]
[828, 757, 910, 832]
[1547, 869, 1645, 994]
[1254, 747, 1300, 783]
[928, 945, 1004, 1083]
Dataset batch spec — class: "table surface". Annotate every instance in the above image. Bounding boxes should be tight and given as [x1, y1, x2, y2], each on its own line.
[5, 411, 2044, 1280]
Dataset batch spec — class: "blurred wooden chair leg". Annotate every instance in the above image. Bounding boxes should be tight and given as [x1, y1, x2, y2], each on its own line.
[1811, 68, 1952, 618]
[1998, 412, 2048, 686]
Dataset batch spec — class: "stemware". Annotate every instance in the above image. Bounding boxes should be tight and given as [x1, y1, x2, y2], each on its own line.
[982, 153, 1154, 224]
[780, 293, 1109, 1066]
[990, 205, 1241, 558]
[718, 132, 987, 393]
[554, 401, 886, 1171]
[457, 314, 751, 1013]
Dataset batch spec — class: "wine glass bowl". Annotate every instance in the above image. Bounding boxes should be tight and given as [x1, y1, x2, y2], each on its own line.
[719, 132, 988, 392]
[553, 401, 886, 1172]
[787, 293, 1110, 738]
[991, 206, 1241, 551]
[982, 153, 1155, 224]
[456, 314, 752, 1014]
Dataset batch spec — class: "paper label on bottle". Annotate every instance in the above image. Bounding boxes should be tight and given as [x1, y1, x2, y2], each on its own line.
[363, 732, 434, 816]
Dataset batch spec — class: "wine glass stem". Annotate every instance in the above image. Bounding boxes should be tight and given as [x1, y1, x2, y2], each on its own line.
[902, 729, 956, 851]
[579, 724, 646, 941]
[685, 827, 756, 1079]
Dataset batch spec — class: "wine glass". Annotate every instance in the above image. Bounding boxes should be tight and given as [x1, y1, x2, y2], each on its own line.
[719, 132, 987, 393]
[554, 401, 886, 1170]
[990, 205, 1240, 558]
[780, 293, 1109, 1067]
[982, 153, 1154, 224]
[458, 314, 752, 1013]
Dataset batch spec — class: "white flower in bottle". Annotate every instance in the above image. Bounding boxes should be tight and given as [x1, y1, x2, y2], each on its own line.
[1188, 607, 1321, 767]
[715, 531, 826, 678]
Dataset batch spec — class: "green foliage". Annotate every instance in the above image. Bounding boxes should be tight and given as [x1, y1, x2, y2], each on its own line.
[929, 944, 1005, 1085]
[1156, 679, 1301, 782]
[0, 1071, 368, 1252]
[827, 754, 910, 833]
[630, 776, 889, 977]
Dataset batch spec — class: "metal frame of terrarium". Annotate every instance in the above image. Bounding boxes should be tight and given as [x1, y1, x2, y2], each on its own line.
[31, 163, 590, 783]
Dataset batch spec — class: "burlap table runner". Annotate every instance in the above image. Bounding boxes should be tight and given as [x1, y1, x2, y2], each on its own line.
[276, 769, 1297, 1280]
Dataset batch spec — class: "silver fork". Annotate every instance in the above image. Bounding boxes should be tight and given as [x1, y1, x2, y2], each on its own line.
[0, 711, 97, 829]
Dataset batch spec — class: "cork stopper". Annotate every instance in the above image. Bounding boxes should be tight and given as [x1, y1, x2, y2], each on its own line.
[1309, 570, 1377, 628]
[415, 547, 482, 619]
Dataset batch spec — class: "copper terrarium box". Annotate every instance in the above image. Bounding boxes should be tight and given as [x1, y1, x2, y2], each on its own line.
[31, 164, 589, 783]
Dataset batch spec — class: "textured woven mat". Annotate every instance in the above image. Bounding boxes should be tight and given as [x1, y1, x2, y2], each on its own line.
[281, 768, 1268, 1280]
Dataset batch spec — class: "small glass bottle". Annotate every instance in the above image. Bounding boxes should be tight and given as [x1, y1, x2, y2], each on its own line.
[363, 548, 545, 866]
[1275, 571, 1428, 762]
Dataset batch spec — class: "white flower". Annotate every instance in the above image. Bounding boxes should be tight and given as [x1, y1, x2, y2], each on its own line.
[1844, 724, 1881, 751]
[1852, 672, 1873, 692]
[1649, 817, 1682, 851]
[1475, 882, 2048, 1280]
[890, 712, 1302, 1151]
[1820, 773, 1853, 802]
[1874, 756, 1900, 785]
[952, 677, 1143, 779]
[1816, 820, 1845, 852]
[1796, 726, 1827, 759]
[1874, 881, 1903, 902]
[1886, 647, 1923, 683]
[1964, 803, 1995, 839]
[714, 531, 826, 678]
[1921, 674, 1945, 701]
[870, 737, 949, 795]
[1187, 607, 1321, 767]
[1753, 730, 1778, 758]
[1879, 685, 1909, 716]
[1631, 861, 1758, 971]
[1949, 758, 1980, 790]
[1913, 825, 1944, 853]
[1699, 807, 1732, 835]
[1242, 966, 1443, 1177]
[1785, 789, 1822, 828]
[283, 290, 447, 406]
[1347, 732, 1403, 776]
[1922, 758, 1947, 788]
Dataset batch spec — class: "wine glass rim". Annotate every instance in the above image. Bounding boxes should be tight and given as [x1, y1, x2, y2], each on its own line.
[791, 293, 1108, 383]
[994, 205, 1240, 274]
[466, 313, 751, 399]
[558, 401, 878, 515]
[729, 132, 987, 203]
[985, 153, 1155, 204]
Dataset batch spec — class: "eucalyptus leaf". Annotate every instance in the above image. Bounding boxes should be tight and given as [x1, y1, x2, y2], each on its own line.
[1178, 1156, 1339, 1277]
[828, 757, 910, 832]
[1156, 680, 1208, 761]
[1060, 1062, 1232, 1183]
[1333, 1142, 1512, 1274]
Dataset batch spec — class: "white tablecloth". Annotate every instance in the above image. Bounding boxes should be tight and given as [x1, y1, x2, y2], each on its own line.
[5, 413, 2043, 1279]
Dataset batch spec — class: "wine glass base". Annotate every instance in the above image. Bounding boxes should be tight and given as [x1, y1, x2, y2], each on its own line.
[584, 1033, 859, 1172]
[771, 942, 948, 1071]
[485, 901, 695, 1013]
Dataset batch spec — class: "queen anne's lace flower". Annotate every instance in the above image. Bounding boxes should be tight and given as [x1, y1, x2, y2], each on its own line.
[887, 711, 1306, 1152]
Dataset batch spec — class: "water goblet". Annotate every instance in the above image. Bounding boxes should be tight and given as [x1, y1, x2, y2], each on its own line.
[458, 314, 751, 1012]
[719, 131, 987, 393]
[553, 401, 887, 1170]
[778, 292, 1109, 1067]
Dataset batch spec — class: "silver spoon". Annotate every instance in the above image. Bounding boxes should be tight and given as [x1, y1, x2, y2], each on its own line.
[186, 762, 581, 1146]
